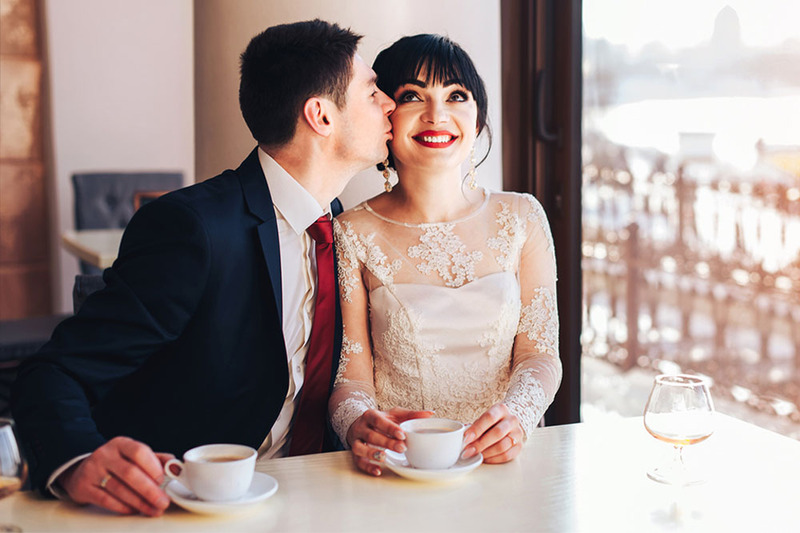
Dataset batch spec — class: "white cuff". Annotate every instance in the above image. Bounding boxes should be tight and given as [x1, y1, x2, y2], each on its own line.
[46, 453, 91, 501]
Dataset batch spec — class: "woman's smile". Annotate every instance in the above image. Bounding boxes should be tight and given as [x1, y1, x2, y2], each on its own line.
[412, 130, 458, 148]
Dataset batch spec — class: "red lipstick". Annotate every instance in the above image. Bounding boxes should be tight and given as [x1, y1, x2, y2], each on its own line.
[412, 130, 457, 148]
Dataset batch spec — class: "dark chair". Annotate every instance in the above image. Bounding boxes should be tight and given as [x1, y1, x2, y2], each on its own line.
[72, 172, 183, 274]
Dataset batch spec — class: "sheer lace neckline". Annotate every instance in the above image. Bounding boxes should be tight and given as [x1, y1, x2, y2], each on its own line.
[362, 189, 490, 228]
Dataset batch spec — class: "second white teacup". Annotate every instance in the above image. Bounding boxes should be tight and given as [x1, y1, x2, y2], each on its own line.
[164, 443, 256, 501]
[400, 418, 466, 470]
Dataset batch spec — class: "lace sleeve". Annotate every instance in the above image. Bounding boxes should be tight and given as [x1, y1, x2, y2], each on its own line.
[329, 219, 379, 447]
[504, 195, 562, 439]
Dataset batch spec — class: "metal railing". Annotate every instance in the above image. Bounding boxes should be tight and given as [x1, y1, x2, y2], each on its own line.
[582, 136, 800, 427]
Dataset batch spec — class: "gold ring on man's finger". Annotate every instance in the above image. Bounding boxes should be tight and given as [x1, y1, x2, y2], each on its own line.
[100, 474, 112, 489]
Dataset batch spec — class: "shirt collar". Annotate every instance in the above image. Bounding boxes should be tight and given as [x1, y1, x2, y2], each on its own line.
[258, 147, 327, 235]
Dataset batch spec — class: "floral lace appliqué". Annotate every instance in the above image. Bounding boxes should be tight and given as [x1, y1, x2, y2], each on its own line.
[525, 195, 555, 257]
[330, 390, 377, 447]
[334, 329, 364, 385]
[479, 298, 520, 361]
[334, 219, 401, 293]
[504, 367, 547, 438]
[333, 219, 360, 303]
[342, 331, 363, 356]
[487, 201, 527, 271]
[375, 306, 444, 410]
[408, 224, 482, 288]
[517, 287, 558, 357]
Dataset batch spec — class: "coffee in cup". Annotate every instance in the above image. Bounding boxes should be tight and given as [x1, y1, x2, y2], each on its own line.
[164, 443, 256, 501]
[399, 418, 466, 470]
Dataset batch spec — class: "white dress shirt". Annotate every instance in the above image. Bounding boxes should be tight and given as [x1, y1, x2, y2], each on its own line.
[256, 148, 327, 459]
[47, 148, 326, 496]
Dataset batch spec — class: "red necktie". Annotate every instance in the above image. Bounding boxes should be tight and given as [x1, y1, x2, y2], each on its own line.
[289, 215, 336, 456]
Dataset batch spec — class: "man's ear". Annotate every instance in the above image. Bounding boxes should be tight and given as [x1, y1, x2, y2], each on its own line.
[302, 97, 334, 137]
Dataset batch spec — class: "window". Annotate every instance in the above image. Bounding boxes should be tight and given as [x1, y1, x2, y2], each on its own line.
[581, 1, 800, 438]
[504, 0, 800, 437]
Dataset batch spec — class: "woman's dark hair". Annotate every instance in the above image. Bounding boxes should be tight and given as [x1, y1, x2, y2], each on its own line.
[372, 34, 491, 168]
[239, 19, 362, 148]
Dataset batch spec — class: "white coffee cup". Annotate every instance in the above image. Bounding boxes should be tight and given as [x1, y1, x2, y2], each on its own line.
[164, 443, 256, 501]
[399, 418, 467, 470]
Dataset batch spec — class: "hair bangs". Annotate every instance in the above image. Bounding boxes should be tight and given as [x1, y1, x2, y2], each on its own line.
[412, 42, 468, 87]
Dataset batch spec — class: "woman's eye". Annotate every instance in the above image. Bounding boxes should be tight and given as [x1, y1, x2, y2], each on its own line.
[397, 90, 420, 103]
[449, 90, 469, 102]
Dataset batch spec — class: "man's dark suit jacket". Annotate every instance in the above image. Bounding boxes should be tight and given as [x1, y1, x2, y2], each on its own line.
[11, 149, 343, 493]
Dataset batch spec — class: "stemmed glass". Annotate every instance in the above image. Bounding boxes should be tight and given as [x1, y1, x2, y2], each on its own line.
[0, 418, 27, 532]
[643, 374, 714, 486]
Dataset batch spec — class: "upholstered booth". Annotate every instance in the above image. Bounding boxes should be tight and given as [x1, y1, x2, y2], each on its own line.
[72, 172, 183, 274]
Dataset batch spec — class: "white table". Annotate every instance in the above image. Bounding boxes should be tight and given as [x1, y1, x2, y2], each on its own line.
[2, 414, 799, 532]
[61, 229, 124, 269]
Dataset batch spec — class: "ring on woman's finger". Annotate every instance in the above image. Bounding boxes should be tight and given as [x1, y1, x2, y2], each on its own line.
[509, 435, 518, 447]
[372, 450, 384, 462]
[99, 474, 112, 489]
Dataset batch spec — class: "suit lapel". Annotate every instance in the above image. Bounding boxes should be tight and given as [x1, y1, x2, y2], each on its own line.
[237, 149, 346, 336]
[238, 149, 283, 324]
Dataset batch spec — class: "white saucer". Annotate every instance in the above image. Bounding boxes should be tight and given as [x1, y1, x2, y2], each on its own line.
[384, 450, 483, 482]
[165, 471, 279, 515]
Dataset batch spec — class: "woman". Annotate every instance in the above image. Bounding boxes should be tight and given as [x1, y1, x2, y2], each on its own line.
[329, 34, 561, 476]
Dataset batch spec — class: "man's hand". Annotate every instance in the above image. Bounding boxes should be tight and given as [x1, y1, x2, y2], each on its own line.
[58, 436, 174, 516]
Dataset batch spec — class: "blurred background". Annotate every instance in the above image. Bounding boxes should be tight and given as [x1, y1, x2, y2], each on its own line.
[581, 0, 800, 438]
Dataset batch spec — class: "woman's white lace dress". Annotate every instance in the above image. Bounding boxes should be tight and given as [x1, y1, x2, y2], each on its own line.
[328, 190, 562, 445]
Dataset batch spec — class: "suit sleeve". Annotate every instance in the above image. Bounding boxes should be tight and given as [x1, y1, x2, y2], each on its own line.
[11, 198, 212, 493]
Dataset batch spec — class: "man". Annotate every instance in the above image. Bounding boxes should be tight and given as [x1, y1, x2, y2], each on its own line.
[11, 19, 394, 516]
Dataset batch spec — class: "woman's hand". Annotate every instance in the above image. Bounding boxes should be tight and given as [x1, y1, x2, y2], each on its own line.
[346, 407, 434, 476]
[461, 403, 524, 464]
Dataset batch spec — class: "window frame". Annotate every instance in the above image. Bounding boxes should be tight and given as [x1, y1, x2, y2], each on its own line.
[501, 0, 583, 425]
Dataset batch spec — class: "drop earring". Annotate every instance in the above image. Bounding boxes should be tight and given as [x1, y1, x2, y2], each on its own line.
[467, 147, 477, 190]
[379, 158, 392, 192]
